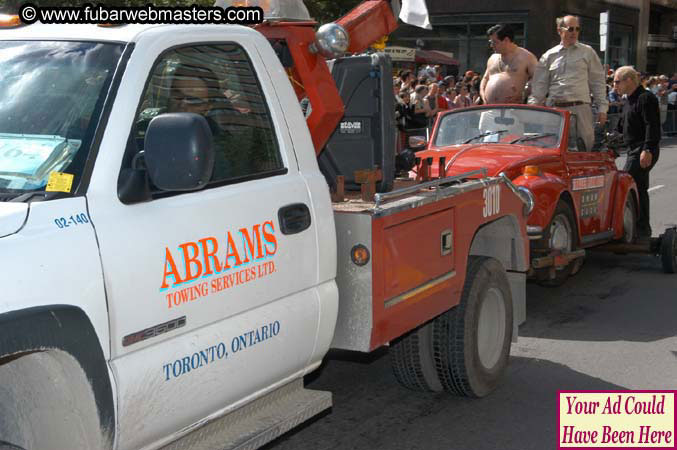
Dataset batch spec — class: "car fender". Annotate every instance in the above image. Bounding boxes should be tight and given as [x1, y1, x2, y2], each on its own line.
[512, 173, 574, 231]
[610, 172, 639, 240]
[0, 305, 115, 442]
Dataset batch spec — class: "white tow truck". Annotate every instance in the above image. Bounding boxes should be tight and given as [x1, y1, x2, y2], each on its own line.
[0, 8, 533, 450]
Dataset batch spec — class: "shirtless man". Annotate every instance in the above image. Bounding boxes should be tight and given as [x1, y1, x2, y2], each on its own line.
[480, 24, 537, 104]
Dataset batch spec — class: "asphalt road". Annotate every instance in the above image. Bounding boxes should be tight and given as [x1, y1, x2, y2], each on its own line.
[266, 138, 677, 450]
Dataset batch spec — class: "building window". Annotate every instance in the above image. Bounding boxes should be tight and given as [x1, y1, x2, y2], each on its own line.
[576, 15, 601, 52]
[608, 23, 633, 68]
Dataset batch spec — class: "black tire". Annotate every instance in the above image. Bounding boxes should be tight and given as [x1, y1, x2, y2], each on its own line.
[621, 195, 638, 244]
[534, 200, 578, 287]
[431, 256, 513, 398]
[661, 228, 677, 274]
[390, 321, 443, 392]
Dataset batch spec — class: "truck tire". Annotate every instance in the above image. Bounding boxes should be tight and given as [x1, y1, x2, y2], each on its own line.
[661, 228, 677, 274]
[432, 256, 512, 397]
[390, 321, 443, 392]
[0, 351, 108, 450]
[535, 200, 578, 287]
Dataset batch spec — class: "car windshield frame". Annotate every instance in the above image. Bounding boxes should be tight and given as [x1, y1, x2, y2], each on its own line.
[432, 105, 565, 149]
[0, 39, 125, 197]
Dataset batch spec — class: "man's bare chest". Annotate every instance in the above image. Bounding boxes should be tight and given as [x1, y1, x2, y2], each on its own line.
[490, 54, 528, 76]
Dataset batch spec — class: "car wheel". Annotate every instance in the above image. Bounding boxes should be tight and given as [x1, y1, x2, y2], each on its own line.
[535, 200, 578, 287]
[431, 256, 512, 398]
[621, 195, 638, 244]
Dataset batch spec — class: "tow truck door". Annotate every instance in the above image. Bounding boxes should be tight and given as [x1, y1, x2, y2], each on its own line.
[85, 30, 323, 450]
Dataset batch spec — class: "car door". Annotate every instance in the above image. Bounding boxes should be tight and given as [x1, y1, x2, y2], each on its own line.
[564, 115, 615, 243]
[86, 31, 322, 450]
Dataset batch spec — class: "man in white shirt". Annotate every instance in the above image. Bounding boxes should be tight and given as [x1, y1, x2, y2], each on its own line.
[528, 15, 608, 151]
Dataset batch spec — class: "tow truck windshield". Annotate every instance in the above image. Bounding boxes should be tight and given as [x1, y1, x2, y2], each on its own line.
[0, 41, 123, 196]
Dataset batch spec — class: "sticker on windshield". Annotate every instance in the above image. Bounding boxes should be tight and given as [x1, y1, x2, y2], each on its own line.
[46, 171, 74, 193]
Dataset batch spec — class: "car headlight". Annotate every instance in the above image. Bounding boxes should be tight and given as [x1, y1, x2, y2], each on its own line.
[516, 186, 535, 216]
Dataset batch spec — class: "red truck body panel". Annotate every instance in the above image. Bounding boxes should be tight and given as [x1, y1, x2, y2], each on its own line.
[368, 180, 528, 350]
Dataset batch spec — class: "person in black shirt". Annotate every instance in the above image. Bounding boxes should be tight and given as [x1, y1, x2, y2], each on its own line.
[613, 66, 661, 240]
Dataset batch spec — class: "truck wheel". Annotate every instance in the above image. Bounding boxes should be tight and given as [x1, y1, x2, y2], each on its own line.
[535, 201, 578, 287]
[390, 321, 443, 392]
[0, 351, 107, 450]
[432, 256, 512, 398]
[621, 196, 637, 244]
[660, 228, 677, 274]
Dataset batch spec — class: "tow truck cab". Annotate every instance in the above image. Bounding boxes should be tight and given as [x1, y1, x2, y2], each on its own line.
[0, 23, 338, 450]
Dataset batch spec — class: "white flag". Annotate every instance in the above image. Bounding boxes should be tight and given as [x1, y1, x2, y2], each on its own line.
[399, 0, 432, 30]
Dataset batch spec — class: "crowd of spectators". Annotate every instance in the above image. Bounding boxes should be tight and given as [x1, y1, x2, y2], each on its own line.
[393, 65, 483, 140]
[393, 61, 677, 145]
[395, 65, 676, 142]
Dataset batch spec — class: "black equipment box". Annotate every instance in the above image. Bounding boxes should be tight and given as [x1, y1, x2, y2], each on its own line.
[318, 53, 396, 193]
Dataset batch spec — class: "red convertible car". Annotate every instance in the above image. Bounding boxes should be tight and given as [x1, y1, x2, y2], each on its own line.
[411, 104, 641, 285]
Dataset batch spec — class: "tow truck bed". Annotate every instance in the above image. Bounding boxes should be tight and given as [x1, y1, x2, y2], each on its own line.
[330, 172, 530, 352]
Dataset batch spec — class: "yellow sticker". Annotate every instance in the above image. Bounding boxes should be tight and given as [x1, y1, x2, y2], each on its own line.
[46, 172, 74, 193]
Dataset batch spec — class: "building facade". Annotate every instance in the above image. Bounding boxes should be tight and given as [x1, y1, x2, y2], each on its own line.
[388, 0, 677, 75]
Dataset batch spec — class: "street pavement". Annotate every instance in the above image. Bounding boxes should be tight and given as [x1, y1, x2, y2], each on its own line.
[266, 138, 677, 450]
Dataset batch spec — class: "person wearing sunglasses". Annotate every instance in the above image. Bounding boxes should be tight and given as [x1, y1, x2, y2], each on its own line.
[480, 23, 537, 105]
[169, 67, 220, 118]
[528, 15, 608, 151]
[168, 65, 252, 180]
[613, 66, 661, 243]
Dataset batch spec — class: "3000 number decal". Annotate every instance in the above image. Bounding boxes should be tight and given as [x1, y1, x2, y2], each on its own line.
[54, 213, 89, 229]
[483, 185, 501, 218]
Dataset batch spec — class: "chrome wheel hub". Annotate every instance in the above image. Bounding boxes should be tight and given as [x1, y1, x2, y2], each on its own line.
[477, 287, 506, 369]
[550, 214, 572, 252]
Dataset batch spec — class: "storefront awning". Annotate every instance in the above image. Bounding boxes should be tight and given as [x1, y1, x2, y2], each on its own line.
[415, 49, 459, 66]
[384, 46, 417, 61]
[385, 46, 459, 65]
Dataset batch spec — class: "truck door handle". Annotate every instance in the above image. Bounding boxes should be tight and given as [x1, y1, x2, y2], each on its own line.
[278, 203, 311, 235]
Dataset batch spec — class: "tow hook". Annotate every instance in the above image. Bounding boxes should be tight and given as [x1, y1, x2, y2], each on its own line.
[531, 249, 586, 270]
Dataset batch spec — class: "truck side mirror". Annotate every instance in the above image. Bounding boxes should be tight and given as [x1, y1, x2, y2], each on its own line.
[144, 113, 215, 191]
[408, 135, 427, 151]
